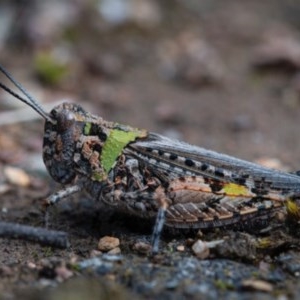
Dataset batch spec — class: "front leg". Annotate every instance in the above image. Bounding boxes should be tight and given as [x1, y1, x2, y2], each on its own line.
[43, 184, 84, 229]
[45, 184, 83, 206]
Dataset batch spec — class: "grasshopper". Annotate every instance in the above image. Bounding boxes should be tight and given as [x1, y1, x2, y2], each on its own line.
[1, 65, 300, 253]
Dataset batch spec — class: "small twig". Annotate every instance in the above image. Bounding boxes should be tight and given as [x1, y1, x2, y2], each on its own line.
[0, 221, 69, 248]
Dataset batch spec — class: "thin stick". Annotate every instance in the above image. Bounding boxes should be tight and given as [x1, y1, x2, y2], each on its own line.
[0, 221, 69, 248]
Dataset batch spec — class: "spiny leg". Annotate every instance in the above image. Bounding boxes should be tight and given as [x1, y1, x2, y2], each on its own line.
[44, 184, 83, 228]
[46, 184, 83, 206]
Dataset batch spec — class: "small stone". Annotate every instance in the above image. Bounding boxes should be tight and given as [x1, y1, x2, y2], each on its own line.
[192, 240, 210, 259]
[196, 230, 203, 238]
[133, 241, 151, 254]
[176, 245, 185, 252]
[4, 166, 31, 187]
[98, 236, 120, 252]
[241, 279, 273, 292]
[27, 262, 37, 269]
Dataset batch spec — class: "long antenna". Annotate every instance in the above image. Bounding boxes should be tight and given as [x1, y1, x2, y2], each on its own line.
[0, 65, 55, 123]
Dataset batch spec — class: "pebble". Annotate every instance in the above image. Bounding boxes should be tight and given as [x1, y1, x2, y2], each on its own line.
[27, 262, 37, 269]
[191, 240, 210, 259]
[133, 242, 151, 255]
[241, 279, 273, 292]
[4, 166, 31, 187]
[176, 245, 185, 252]
[98, 236, 120, 252]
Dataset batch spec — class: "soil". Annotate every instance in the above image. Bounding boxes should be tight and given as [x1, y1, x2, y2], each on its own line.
[1, 1, 300, 299]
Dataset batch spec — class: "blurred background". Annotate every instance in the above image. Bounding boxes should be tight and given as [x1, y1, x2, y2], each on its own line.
[1, 0, 300, 170]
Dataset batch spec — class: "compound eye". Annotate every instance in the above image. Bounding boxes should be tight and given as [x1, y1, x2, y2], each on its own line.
[57, 110, 75, 133]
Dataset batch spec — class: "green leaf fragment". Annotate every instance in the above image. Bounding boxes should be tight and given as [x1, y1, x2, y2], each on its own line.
[101, 129, 146, 175]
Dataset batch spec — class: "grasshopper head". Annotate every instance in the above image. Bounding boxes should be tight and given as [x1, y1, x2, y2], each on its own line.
[0, 65, 111, 184]
[43, 102, 148, 185]
[43, 102, 89, 184]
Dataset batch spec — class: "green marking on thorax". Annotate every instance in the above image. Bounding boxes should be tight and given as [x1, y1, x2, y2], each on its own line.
[84, 122, 92, 135]
[101, 128, 147, 175]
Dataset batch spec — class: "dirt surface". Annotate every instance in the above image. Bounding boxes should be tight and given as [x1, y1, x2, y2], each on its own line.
[2, 1, 300, 299]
